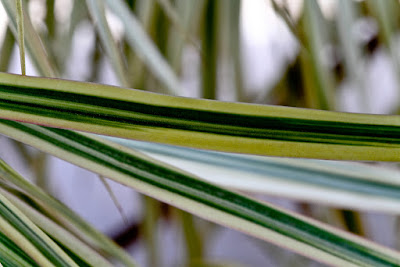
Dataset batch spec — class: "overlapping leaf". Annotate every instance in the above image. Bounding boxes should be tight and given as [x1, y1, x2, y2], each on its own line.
[0, 120, 400, 266]
[105, 136, 400, 214]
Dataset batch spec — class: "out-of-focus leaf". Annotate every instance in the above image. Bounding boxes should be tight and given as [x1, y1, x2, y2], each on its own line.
[86, 0, 129, 87]
[103, 0, 181, 95]
[0, 0, 58, 77]
[300, 0, 335, 110]
[104, 136, 400, 214]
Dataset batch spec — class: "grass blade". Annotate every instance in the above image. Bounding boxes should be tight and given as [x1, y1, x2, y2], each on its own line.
[2, 73, 400, 160]
[0, 0, 58, 77]
[166, 0, 205, 73]
[201, 0, 217, 99]
[0, 156, 137, 267]
[0, 121, 399, 266]
[300, 0, 335, 110]
[0, 26, 15, 72]
[104, 0, 181, 94]
[104, 136, 400, 214]
[0, 191, 78, 266]
[337, 0, 368, 110]
[15, 0, 25, 76]
[86, 0, 130, 87]
[1, 189, 113, 267]
[0, 229, 40, 267]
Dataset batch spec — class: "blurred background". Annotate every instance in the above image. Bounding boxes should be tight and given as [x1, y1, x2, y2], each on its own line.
[1, 0, 400, 266]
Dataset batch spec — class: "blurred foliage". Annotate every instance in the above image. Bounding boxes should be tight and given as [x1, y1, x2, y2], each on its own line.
[2, 0, 400, 266]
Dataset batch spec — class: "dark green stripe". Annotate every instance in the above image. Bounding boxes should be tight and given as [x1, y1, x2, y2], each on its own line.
[1, 85, 400, 146]
[0, 255, 21, 267]
[53, 241, 91, 267]
[0, 195, 71, 266]
[1, 119, 398, 266]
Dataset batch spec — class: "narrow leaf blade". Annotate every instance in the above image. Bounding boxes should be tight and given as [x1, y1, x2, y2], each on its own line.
[0, 120, 399, 266]
[1, 73, 400, 161]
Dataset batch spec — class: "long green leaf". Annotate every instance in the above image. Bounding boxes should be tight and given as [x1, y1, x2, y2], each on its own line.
[0, 27, 15, 72]
[0, 154, 137, 266]
[164, 0, 204, 73]
[16, 0, 25, 76]
[0, 0, 57, 77]
[301, 0, 335, 110]
[86, 0, 130, 87]
[366, 0, 399, 48]
[0, 121, 400, 266]
[103, 0, 182, 94]
[104, 136, 400, 214]
[0, 188, 113, 267]
[2, 73, 400, 161]
[0, 191, 78, 266]
[0, 229, 40, 267]
[0, 216, 51, 266]
[337, 0, 368, 110]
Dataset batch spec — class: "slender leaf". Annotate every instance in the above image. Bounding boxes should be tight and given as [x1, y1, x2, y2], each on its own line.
[53, 0, 89, 72]
[366, 0, 399, 47]
[16, 0, 25, 76]
[0, 0, 58, 77]
[223, 0, 243, 101]
[86, 0, 130, 87]
[0, 215, 52, 267]
[0, 153, 137, 267]
[365, 0, 400, 92]
[1, 189, 113, 267]
[165, 0, 205, 73]
[301, 0, 335, 110]
[103, 0, 181, 94]
[0, 120, 399, 266]
[0, 230, 40, 267]
[0, 27, 15, 72]
[104, 136, 400, 214]
[125, 0, 156, 89]
[0, 191, 78, 266]
[337, 0, 368, 110]
[201, 0, 217, 99]
[2, 73, 400, 160]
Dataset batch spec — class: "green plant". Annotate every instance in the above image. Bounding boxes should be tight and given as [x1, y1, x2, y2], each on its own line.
[1, 0, 400, 266]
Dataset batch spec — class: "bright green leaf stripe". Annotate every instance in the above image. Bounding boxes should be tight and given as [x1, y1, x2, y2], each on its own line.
[1, 74, 400, 160]
[1, 121, 400, 266]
